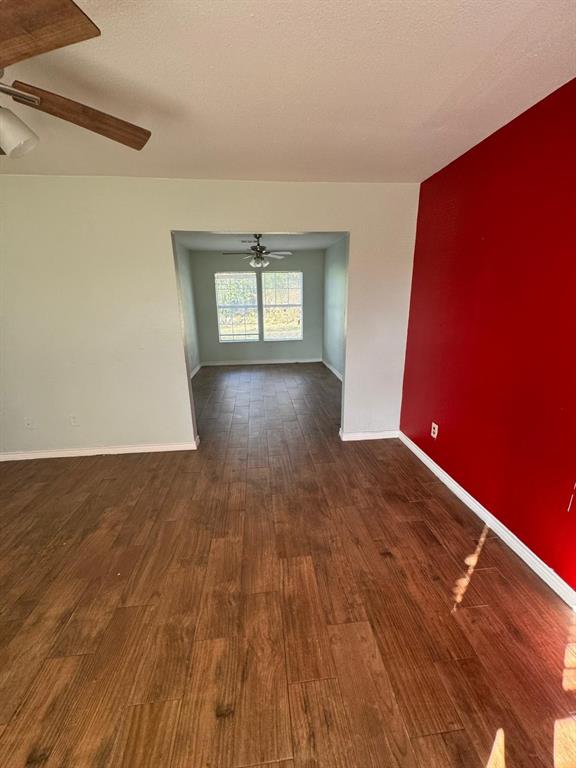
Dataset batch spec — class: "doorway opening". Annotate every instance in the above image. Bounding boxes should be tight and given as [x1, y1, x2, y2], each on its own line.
[171, 231, 349, 447]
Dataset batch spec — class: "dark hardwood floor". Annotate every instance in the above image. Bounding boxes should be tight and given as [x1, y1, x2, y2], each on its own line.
[0, 363, 574, 767]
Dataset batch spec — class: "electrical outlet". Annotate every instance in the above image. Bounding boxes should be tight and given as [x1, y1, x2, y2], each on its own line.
[431, 422, 439, 439]
[24, 417, 34, 430]
[70, 415, 79, 427]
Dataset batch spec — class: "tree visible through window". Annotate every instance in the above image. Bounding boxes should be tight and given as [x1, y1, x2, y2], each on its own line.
[263, 271, 303, 341]
[215, 272, 259, 342]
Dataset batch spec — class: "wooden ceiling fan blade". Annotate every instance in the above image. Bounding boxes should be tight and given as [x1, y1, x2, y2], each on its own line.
[11, 81, 151, 150]
[0, 0, 100, 69]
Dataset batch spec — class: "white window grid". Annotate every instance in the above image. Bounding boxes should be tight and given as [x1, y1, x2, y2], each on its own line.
[214, 272, 259, 343]
[262, 271, 303, 341]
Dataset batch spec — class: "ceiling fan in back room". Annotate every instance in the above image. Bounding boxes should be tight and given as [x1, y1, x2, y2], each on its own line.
[223, 234, 293, 269]
[0, 0, 151, 157]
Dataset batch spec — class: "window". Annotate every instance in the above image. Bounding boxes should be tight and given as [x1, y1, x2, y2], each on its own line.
[262, 271, 303, 341]
[214, 270, 304, 343]
[214, 272, 259, 342]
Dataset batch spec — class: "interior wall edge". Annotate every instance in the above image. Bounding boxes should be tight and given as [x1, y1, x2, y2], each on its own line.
[398, 431, 576, 609]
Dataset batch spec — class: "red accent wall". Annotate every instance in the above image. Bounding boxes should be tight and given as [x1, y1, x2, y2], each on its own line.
[401, 79, 576, 590]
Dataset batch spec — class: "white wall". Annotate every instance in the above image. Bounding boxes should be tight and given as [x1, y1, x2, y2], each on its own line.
[322, 236, 349, 379]
[189, 249, 324, 365]
[0, 176, 418, 455]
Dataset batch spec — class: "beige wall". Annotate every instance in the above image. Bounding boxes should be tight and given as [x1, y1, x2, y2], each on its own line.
[0, 176, 418, 455]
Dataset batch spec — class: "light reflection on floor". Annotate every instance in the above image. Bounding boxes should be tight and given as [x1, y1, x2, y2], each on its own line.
[555, 609, 576, 767]
[563, 611, 576, 692]
[453, 547, 576, 767]
[486, 728, 506, 767]
[452, 524, 489, 612]
[554, 716, 576, 768]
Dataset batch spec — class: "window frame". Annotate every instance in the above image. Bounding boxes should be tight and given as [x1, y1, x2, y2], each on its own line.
[261, 270, 304, 342]
[213, 269, 304, 344]
[214, 271, 260, 344]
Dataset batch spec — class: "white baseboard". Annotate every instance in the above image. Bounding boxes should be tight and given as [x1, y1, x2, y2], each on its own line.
[398, 431, 576, 609]
[200, 358, 322, 366]
[339, 428, 399, 441]
[0, 441, 198, 462]
[190, 363, 201, 378]
[322, 360, 343, 381]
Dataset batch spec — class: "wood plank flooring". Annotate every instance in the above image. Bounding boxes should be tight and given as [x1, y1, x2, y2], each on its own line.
[0, 363, 574, 767]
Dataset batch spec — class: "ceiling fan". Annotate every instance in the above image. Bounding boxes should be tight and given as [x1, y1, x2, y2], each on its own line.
[0, 0, 151, 157]
[223, 234, 293, 269]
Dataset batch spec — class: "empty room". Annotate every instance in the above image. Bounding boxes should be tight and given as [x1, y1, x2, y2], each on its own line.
[0, 1, 574, 767]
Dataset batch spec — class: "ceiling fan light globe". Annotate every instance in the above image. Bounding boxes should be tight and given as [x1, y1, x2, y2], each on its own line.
[0, 107, 39, 157]
[261, 258, 270, 267]
[249, 257, 262, 268]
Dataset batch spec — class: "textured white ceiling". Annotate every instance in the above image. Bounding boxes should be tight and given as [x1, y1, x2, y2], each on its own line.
[1, 0, 574, 181]
[174, 231, 346, 253]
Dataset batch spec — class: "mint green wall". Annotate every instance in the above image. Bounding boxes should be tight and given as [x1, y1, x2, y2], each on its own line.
[173, 239, 200, 374]
[322, 236, 349, 378]
[189, 250, 325, 364]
